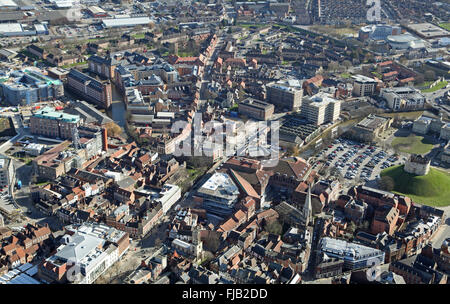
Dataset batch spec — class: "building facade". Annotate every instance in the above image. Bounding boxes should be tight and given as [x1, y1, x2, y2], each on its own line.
[67, 69, 112, 109]
[30, 107, 81, 139]
[266, 82, 303, 111]
[238, 97, 274, 121]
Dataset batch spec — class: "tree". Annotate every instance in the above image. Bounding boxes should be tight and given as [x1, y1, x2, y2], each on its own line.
[379, 175, 395, 191]
[415, 73, 425, 85]
[204, 233, 221, 253]
[287, 145, 300, 156]
[105, 122, 122, 137]
[342, 60, 352, 71]
[264, 220, 283, 235]
[424, 70, 436, 82]
[347, 222, 357, 233]
[328, 61, 339, 72]
[329, 166, 340, 178]
[154, 237, 162, 248]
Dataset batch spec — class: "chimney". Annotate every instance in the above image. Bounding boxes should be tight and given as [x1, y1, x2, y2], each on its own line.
[101, 128, 108, 152]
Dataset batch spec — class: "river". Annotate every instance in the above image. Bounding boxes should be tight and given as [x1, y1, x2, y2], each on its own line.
[106, 85, 127, 129]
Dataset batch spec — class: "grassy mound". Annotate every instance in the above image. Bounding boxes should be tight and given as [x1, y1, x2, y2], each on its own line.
[391, 134, 434, 154]
[380, 165, 450, 207]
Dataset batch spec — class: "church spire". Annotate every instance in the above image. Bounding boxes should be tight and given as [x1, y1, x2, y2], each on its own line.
[303, 185, 313, 226]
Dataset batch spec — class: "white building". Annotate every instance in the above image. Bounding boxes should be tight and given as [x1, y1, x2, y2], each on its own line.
[24, 143, 45, 156]
[101, 17, 153, 28]
[155, 184, 181, 214]
[319, 237, 385, 270]
[380, 87, 425, 111]
[0, 156, 14, 191]
[301, 92, 341, 126]
[352, 75, 378, 97]
[40, 223, 129, 284]
[440, 123, 450, 141]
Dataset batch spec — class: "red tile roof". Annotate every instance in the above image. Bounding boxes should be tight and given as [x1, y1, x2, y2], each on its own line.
[229, 169, 260, 198]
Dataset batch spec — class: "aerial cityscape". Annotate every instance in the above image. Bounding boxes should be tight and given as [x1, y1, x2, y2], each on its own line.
[0, 0, 449, 286]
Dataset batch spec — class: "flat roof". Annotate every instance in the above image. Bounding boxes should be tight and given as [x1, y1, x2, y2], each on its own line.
[102, 17, 152, 28]
[0, 0, 17, 7]
[355, 114, 390, 130]
[0, 23, 22, 34]
[406, 23, 450, 39]
[34, 107, 80, 123]
[240, 97, 274, 110]
[88, 6, 106, 14]
[352, 74, 377, 83]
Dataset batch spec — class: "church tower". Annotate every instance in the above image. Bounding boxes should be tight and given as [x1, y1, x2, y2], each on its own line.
[192, 227, 203, 260]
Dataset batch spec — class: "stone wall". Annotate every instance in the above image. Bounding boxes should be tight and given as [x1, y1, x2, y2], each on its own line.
[404, 154, 430, 176]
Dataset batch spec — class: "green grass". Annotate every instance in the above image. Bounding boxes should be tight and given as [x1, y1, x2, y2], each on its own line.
[229, 103, 238, 111]
[415, 81, 433, 88]
[439, 23, 450, 31]
[340, 72, 351, 79]
[391, 134, 434, 154]
[381, 165, 450, 206]
[371, 71, 382, 79]
[421, 81, 448, 93]
[237, 23, 266, 28]
[132, 33, 145, 39]
[379, 111, 424, 120]
[178, 51, 197, 57]
[61, 61, 87, 69]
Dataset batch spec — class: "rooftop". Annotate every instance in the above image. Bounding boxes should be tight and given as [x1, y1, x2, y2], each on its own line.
[319, 237, 384, 261]
[34, 107, 80, 123]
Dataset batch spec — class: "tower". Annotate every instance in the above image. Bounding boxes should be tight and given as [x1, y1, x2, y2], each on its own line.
[303, 185, 313, 227]
[192, 227, 203, 260]
[72, 127, 80, 150]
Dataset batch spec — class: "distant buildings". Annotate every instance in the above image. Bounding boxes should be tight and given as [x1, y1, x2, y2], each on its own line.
[404, 23, 450, 40]
[67, 69, 112, 109]
[390, 254, 447, 284]
[412, 115, 450, 140]
[105, 202, 163, 239]
[442, 142, 450, 164]
[101, 17, 153, 29]
[171, 228, 203, 260]
[387, 34, 426, 50]
[358, 24, 402, 41]
[0, 69, 64, 105]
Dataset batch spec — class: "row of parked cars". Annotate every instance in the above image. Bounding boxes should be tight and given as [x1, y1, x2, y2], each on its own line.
[317, 138, 403, 182]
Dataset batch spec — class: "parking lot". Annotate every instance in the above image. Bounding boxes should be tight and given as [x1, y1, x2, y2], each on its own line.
[313, 138, 407, 187]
